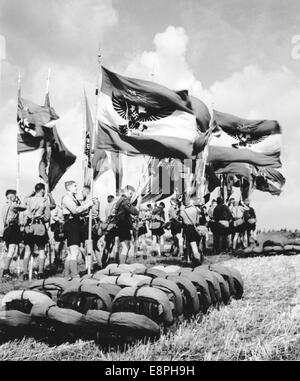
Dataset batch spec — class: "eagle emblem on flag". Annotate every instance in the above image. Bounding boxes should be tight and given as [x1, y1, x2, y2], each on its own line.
[227, 126, 267, 149]
[112, 92, 174, 135]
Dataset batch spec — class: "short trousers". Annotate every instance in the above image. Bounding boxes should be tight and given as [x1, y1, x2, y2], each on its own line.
[3, 224, 22, 246]
[63, 218, 84, 247]
[117, 223, 132, 242]
[183, 225, 200, 243]
[151, 227, 165, 237]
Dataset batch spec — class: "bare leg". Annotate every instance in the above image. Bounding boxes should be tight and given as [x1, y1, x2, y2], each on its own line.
[3, 243, 16, 272]
[119, 241, 130, 264]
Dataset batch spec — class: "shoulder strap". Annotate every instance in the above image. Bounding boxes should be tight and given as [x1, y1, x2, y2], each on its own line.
[183, 208, 197, 228]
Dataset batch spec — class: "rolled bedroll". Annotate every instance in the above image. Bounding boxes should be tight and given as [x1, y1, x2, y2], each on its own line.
[96, 284, 122, 301]
[31, 303, 87, 327]
[165, 275, 200, 316]
[225, 267, 244, 299]
[1, 290, 54, 314]
[58, 284, 112, 314]
[112, 285, 175, 327]
[209, 264, 244, 299]
[96, 273, 151, 288]
[208, 264, 236, 297]
[283, 244, 300, 254]
[192, 268, 223, 305]
[29, 277, 70, 301]
[85, 310, 160, 344]
[181, 272, 212, 313]
[252, 246, 263, 255]
[30, 302, 88, 343]
[144, 268, 167, 279]
[201, 270, 231, 305]
[163, 265, 182, 274]
[177, 267, 193, 277]
[0, 310, 33, 328]
[151, 265, 168, 273]
[96, 263, 147, 276]
[136, 278, 183, 316]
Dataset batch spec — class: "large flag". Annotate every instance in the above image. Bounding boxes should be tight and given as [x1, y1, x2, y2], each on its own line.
[207, 146, 281, 168]
[17, 94, 59, 153]
[211, 110, 282, 155]
[96, 66, 208, 159]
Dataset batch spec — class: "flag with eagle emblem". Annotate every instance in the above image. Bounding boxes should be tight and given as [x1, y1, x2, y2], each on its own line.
[210, 110, 282, 155]
[96, 66, 209, 159]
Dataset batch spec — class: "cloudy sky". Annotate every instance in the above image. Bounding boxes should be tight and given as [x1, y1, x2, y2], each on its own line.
[0, 0, 300, 229]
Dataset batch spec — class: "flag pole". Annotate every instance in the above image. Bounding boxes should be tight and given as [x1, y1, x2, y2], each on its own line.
[16, 71, 21, 277]
[45, 68, 52, 267]
[86, 50, 102, 274]
[46, 68, 51, 95]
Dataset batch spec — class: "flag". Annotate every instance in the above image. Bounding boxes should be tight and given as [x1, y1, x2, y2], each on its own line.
[213, 162, 252, 182]
[211, 110, 282, 155]
[207, 146, 281, 168]
[96, 66, 208, 159]
[175, 91, 211, 133]
[254, 168, 286, 196]
[47, 126, 76, 192]
[110, 151, 123, 194]
[93, 149, 110, 181]
[17, 95, 59, 153]
[83, 91, 94, 186]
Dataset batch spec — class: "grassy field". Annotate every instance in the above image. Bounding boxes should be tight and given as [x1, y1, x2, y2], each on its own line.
[0, 253, 299, 361]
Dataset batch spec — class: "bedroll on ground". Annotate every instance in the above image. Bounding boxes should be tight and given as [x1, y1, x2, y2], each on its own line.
[0, 263, 244, 347]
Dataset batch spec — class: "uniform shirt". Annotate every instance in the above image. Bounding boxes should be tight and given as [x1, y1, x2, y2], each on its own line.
[114, 195, 138, 227]
[61, 193, 88, 217]
[105, 201, 115, 220]
[231, 205, 245, 220]
[180, 205, 199, 225]
[1, 201, 26, 227]
[25, 195, 51, 223]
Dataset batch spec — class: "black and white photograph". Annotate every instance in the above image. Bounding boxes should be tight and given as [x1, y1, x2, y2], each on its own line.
[0, 0, 299, 363]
